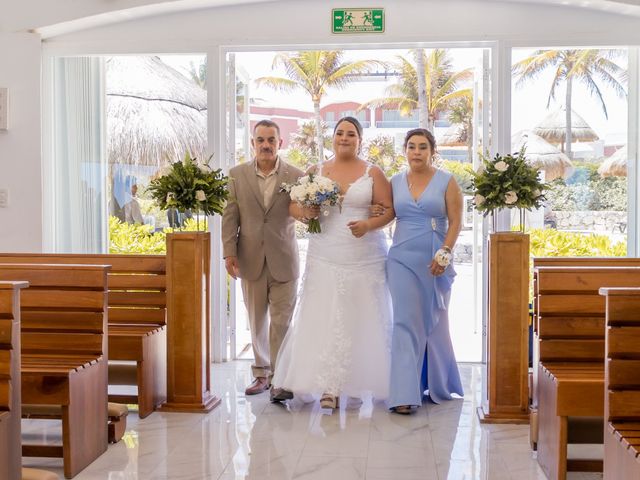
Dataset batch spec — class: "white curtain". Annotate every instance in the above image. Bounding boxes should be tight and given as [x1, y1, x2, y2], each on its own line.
[51, 57, 106, 253]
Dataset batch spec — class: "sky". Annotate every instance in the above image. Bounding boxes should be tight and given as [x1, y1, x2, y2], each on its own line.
[162, 46, 629, 146]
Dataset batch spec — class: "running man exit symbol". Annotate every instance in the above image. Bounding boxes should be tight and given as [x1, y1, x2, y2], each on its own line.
[332, 8, 384, 34]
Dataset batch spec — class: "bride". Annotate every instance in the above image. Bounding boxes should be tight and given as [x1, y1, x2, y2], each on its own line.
[272, 116, 395, 410]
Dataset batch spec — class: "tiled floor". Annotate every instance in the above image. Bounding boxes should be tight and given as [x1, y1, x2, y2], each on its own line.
[22, 362, 602, 479]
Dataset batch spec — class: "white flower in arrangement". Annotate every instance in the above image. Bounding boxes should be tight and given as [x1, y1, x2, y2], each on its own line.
[494, 161, 509, 172]
[198, 163, 211, 174]
[474, 194, 485, 206]
[504, 191, 518, 204]
[195, 190, 207, 202]
[533, 189, 541, 198]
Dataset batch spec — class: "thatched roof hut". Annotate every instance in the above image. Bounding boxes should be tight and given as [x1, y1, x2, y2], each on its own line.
[106, 56, 207, 167]
[598, 146, 627, 177]
[438, 123, 468, 147]
[533, 105, 599, 145]
[512, 131, 574, 180]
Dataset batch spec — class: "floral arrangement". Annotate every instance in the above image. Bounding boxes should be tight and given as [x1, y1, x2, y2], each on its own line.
[147, 152, 229, 229]
[472, 148, 547, 216]
[281, 173, 341, 233]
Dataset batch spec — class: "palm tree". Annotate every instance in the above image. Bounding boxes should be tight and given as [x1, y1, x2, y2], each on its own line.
[361, 49, 472, 131]
[188, 60, 206, 89]
[512, 49, 627, 159]
[447, 96, 474, 160]
[255, 51, 382, 161]
[291, 121, 331, 158]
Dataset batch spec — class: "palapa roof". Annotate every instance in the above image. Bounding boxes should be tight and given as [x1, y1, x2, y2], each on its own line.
[511, 131, 574, 180]
[533, 105, 599, 144]
[598, 146, 627, 177]
[106, 56, 207, 167]
[438, 123, 467, 147]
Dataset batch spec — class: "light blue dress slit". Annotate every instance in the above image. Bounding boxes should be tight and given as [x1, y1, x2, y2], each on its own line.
[387, 169, 464, 407]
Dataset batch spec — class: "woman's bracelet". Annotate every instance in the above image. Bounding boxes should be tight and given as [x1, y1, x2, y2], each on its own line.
[434, 248, 452, 267]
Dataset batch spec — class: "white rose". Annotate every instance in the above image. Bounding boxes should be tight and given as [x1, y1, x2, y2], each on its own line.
[195, 190, 206, 202]
[495, 161, 509, 172]
[198, 164, 210, 174]
[533, 189, 541, 198]
[299, 176, 310, 184]
[504, 191, 518, 205]
[475, 194, 485, 206]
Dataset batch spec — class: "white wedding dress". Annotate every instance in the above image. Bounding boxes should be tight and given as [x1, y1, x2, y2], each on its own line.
[272, 165, 392, 399]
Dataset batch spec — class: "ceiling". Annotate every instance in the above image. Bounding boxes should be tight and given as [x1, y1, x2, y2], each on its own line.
[8, 0, 640, 39]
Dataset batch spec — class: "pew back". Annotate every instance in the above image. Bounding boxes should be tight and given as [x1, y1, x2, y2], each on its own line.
[0, 254, 166, 329]
[601, 287, 640, 480]
[0, 281, 28, 480]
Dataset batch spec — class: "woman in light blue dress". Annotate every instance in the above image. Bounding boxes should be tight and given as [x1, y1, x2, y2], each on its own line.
[386, 128, 464, 414]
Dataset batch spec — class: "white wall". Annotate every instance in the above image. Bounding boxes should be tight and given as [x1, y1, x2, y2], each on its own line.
[2, 0, 640, 252]
[0, 33, 42, 252]
[41, 0, 640, 52]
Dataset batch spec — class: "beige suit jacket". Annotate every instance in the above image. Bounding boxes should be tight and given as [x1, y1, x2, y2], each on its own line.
[222, 160, 304, 282]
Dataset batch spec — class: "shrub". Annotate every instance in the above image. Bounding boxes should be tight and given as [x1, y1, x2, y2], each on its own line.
[108, 216, 210, 254]
[439, 159, 475, 194]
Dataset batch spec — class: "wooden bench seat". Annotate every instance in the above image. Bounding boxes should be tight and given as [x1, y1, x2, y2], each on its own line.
[0, 264, 109, 479]
[600, 287, 640, 480]
[0, 254, 167, 419]
[533, 264, 640, 479]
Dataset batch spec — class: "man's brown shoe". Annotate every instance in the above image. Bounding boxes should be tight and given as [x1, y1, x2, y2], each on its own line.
[245, 377, 269, 395]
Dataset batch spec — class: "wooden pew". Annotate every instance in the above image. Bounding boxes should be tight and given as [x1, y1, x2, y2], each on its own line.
[530, 257, 640, 449]
[0, 264, 109, 479]
[533, 264, 640, 479]
[0, 281, 28, 480]
[600, 287, 640, 480]
[0, 254, 167, 418]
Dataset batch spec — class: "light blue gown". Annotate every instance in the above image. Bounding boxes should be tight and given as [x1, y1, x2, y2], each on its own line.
[387, 169, 464, 407]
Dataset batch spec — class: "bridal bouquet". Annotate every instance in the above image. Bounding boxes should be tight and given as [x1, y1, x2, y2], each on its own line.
[281, 173, 341, 233]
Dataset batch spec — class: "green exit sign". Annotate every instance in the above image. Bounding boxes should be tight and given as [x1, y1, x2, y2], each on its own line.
[332, 8, 385, 34]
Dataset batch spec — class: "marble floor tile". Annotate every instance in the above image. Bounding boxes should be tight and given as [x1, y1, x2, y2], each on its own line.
[18, 362, 604, 480]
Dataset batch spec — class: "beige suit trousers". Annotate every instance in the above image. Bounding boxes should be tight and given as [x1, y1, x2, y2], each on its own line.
[241, 261, 297, 380]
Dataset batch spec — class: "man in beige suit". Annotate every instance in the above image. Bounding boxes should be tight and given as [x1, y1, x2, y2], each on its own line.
[222, 120, 308, 399]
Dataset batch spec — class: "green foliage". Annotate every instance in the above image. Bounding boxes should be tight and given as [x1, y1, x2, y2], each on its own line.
[547, 176, 627, 211]
[439, 160, 474, 194]
[364, 135, 404, 177]
[527, 227, 627, 301]
[108, 216, 167, 254]
[472, 149, 548, 214]
[285, 148, 313, 171]
[108, 216, 210, 254]
[147, 152, 228, 216]
[529, 228, 627, 257]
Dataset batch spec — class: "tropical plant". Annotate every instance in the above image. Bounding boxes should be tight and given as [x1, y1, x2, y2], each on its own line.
[361, 49, 472, 130]
[438, 159, 475, 194]
[447, 96, 474, 160]
[526, 227, 626, 300]
[512, 49, 627, 158]
[255, 50, 382, 161]
[472, 149, 548, 215]
[290, 121, 331, 159]
[188, 60, 206, 89]
[109, 216, 210, 254]
[363, 135, 403, 177]
[146, 152, 228, 229]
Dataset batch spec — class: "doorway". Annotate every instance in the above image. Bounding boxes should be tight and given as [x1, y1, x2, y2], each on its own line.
[222, 45, 492, 363]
